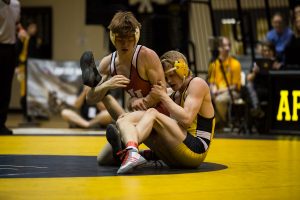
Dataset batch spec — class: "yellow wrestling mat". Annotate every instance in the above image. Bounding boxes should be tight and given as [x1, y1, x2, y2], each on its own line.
[0, 134, 299, 200]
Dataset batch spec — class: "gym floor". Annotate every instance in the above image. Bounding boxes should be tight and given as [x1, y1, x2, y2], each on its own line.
[0, 113, 299, 200]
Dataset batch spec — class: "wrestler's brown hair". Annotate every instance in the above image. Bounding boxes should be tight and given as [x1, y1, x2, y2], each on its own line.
[108, 11, 141, 36]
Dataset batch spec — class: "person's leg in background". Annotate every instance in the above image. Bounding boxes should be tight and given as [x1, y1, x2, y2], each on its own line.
[61, 109, 90, 128]
[0, 44, 17, 134]
[254, 87, 269, 134]
[88, 110, 112, 128]
[214, 91, 230, 128]
[61, 108, 113, 129]
[246, 82, 265, 118]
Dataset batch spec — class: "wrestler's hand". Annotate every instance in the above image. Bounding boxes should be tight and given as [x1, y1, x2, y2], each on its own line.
[150, 81, 167, 100]
[106, 75, 130, 89]
[130, 98, 147, 111]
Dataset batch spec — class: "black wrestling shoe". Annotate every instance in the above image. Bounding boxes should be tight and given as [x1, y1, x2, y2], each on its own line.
[80, 51, 102, 88]
[106, 124, 123, 164]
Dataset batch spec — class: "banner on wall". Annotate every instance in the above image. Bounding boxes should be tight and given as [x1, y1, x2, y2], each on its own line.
[269, 71, 300, 134]
[27, 59, 83, 118]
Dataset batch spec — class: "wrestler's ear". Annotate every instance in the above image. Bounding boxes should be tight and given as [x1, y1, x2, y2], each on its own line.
[109, 30, 115, 46]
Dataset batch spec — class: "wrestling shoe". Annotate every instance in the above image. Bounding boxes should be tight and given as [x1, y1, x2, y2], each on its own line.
[80, 51, 102, 88]
[117, 149, 147, 174]
[106, 124, 123, 164]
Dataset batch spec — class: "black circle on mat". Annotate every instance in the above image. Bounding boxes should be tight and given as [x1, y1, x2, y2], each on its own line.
[0, 155, 227, 178]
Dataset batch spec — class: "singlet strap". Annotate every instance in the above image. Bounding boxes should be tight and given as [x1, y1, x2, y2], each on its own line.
[180, 77, 195, 104]
[131, 45, 142, 68]
[110, 52, 117, 75]
[170, 91, 176, 100]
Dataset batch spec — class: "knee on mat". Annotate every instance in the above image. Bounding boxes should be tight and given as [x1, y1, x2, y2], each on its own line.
[61, 109, 72, 120]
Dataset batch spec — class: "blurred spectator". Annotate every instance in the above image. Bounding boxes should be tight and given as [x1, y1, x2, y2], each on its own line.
[289, 4, 300, 26]
[246, 41, 282, 133]
[266, 12, 293, 62]
[25, 20, 42, 58]
[49, 86, 113, 129]
[207, 37, 242, 128]
[15, 20, 42, 122]
[293, 4, 300, 18]
[0, 0, 21, 135]
[285, 15, 300, 67]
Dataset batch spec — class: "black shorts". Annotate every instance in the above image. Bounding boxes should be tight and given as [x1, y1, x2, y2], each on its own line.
[183, 132, 210, 154]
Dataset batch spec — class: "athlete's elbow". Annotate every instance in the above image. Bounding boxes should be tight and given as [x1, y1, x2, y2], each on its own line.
[179, 118, 193, 129]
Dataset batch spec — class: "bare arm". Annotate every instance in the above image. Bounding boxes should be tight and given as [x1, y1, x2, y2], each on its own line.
[87, 75, 129, 104]
[129, 48, 166, 110]
[151, 78, 208, 128]
[86, 55, 129, 105]
[74, 86, 89, 109]
[144, 49, 166, 107]
[247, 63, 259, 82]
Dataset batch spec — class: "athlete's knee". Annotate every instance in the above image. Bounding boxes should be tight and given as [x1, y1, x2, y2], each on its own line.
[97, 145, 116, 166]
[61, 109, 71, 120]
[116, 116, 127, 129]
[96, 155, 105, 165]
